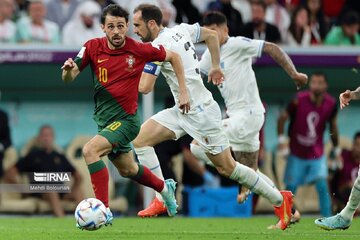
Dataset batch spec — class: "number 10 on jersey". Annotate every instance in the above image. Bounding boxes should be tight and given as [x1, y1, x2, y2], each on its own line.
[98, 67, 108, 83]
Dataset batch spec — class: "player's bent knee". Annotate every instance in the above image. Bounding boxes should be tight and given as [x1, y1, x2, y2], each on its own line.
[215, 166, 231, 177]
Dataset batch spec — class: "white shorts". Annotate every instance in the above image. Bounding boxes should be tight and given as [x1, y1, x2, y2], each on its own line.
[151, 100, 229, 155]
[222, 109, 264, 152]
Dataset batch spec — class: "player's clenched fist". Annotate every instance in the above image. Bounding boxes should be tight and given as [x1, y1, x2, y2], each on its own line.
[292, 72, 308, 90]
[61, 58, 76, 70]
[339, 90, 353, 109]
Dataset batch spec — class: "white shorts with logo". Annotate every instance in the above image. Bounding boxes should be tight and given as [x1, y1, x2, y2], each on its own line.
[151, 100, 230, 155]
[222, 109, 265, 152]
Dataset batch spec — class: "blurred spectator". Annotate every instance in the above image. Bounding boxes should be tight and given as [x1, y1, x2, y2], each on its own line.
[322, 0, 346, 23]
[0, 107, 12, 178]
[4, 125, 84, 217]
[341, 0, 360, 17]
[46, 0, 79, 30]
[95, 0, 116, 9]
[264, 0, 290, 41]
[277, 72, 339, 217]
[306, 0, 328, 45]
[231, 0, 252, 23]
[331, 132, 360, 212]
[191, 0, 212, 14]
[282, 0, 301, 12]
[14, 0, 27, 18]
[172, 0, 201, 24]
[239, 0, 281, 43]
[62, 0, 103, 46]
[285, 6, 311, 46]
[16, 0, 60, 44]
[324, 10, 360, 46]
[208, 0, 243, 36]
[0, 0, 16, 43]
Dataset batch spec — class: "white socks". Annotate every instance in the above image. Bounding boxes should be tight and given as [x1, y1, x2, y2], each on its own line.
[257, 169, 277, 190]
[340, 170, 360, 221]
[230, 162, 282, 206]
[134, 146, 164, 201]
[190, 143, 215, 167]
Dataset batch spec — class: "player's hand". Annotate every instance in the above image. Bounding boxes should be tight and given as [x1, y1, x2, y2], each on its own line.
[61, 58, 76, 71]
[339, 90, 353, 109]
[208, 66, 224, 86]
[292, 72, 308, 90]
[178, 89, 190, 114]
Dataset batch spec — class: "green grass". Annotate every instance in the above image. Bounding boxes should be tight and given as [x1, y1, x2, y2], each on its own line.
[0, 216, 359, 240]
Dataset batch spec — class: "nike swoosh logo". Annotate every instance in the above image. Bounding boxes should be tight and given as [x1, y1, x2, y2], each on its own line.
[283, 198, 289, 223]
[97, 59, 109, 63]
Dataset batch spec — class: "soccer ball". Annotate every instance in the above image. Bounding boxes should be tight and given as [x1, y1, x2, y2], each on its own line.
[75, 198, 107, 231]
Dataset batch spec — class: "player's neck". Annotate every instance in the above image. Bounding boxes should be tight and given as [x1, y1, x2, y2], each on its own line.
[221, 36, 229, 46]
[310, 93, 324, 106]
[153, 25, 164, 39]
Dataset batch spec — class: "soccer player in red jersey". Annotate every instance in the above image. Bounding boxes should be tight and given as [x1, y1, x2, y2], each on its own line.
[61, 4, 189, 228]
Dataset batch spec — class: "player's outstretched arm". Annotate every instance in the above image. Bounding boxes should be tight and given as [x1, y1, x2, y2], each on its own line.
[165, 49, 190, 113]
[199, 27, 224, 85]
[339, 87, 360, 109]
[263, 42, 308, 90]
[61, 58, 80, 83]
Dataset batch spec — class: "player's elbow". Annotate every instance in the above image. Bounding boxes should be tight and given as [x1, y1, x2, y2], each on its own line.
[139, 84, 152, 94]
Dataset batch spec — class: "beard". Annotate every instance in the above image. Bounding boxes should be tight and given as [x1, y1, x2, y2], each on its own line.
[138, 26, 152, 42]
[107, 34, 125, 48]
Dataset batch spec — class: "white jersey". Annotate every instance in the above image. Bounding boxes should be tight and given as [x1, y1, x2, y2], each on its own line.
[144, 23, 213, 113]
[199, 36, 265, 117]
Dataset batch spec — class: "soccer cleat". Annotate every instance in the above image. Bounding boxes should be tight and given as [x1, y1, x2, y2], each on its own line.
[160, 179, 178, 217]
[273, 190, 293, 230]
[237, 188, 251, 204]
[315, 214, 351, 230]
[137, 197, 167, 217]
[268, 208, 300, 230]
[104, 207, 113, 226]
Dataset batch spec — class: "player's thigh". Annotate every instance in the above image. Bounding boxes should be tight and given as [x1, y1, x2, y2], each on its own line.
[99, 115, 140, 161]
[183, 100, 229, 155]
[223, 112, 264, 152]
[305, 155, 328, 184]
[133, 108, 183, 148]
[83, 134, 113, 159]
[206, 147, 236, 176]
[284, 154, 307, 187]
[233, 150, 259, 170]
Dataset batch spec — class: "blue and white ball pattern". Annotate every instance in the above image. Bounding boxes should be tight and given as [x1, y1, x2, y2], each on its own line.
[75, 198, 107, 231]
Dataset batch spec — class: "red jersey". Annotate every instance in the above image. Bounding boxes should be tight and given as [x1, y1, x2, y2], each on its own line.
[74, 37, 166, 127]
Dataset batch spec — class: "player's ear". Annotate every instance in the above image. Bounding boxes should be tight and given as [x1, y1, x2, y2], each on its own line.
[101, 24, 105, 33]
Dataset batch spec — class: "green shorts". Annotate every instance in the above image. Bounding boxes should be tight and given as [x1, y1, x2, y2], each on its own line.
[98, 112, 140, 161]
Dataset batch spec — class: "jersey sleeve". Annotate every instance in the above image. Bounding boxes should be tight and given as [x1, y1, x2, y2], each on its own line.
[141, 42, 167, 63]
[179, 23, 201, 43]
[199, 49, 212, 75]
[74, 40, 92, 71]
[236, 37, 264, 58]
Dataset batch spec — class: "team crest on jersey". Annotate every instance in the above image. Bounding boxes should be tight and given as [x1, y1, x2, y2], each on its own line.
[126, 55, 135, 71]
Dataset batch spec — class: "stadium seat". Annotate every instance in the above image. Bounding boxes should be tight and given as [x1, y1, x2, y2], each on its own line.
[0, 147, 38, 214]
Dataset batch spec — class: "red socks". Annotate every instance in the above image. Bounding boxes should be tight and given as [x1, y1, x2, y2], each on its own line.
[88, 160, 109, 208]
[131, 164, 164, 193]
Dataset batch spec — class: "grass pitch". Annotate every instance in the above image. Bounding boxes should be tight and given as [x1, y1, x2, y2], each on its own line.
[0, 216, 359, 240]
